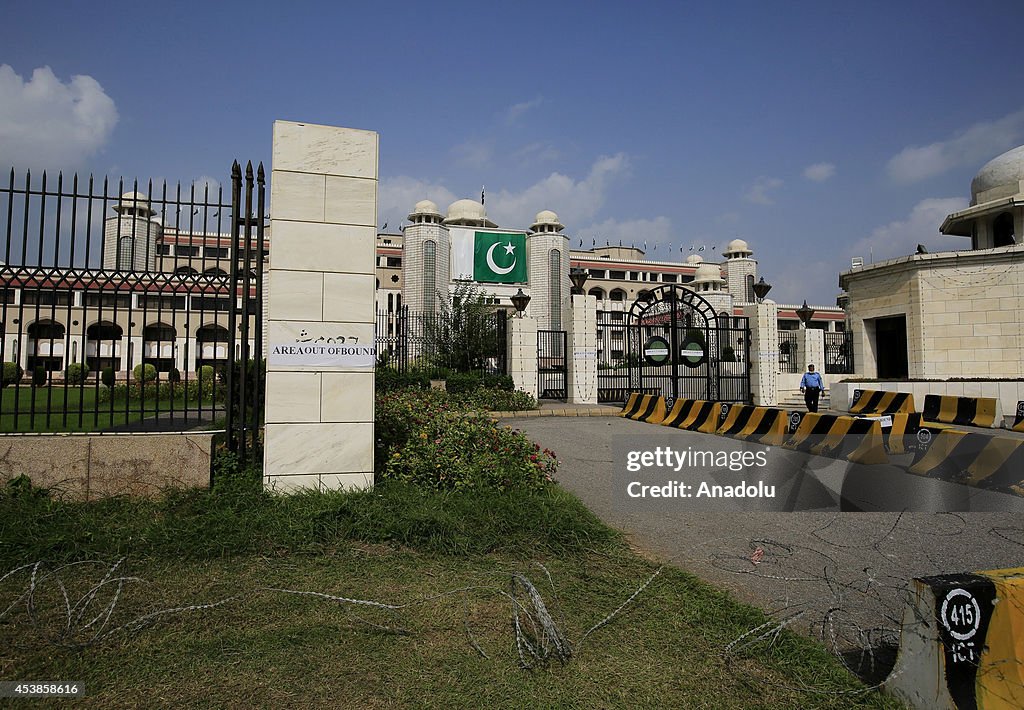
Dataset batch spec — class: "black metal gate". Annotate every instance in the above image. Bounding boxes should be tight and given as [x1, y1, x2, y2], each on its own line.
[224, 161, 266, 461]
[824, 330, 854, 374]
[623, 285, 750, 403]
[537, 329, 567, 400]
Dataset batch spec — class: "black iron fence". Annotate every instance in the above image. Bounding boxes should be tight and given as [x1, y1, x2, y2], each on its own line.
[376, 306, 508, 379]
[0, 163, 265, 435]
[537, 329, 567, 400]
[778, 330, 800, 373]
[824, 330, 855, 374]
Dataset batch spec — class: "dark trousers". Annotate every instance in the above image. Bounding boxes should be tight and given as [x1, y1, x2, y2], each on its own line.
[804, 387, 821, 413]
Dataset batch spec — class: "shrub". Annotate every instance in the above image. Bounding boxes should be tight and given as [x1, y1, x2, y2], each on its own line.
[65, 363, 86, 385]
[453, 387, 536, 412]
[445, 372, 482, 394]
[481, 373, 514, 391]
[2, 362, 23, 388]
[168, 368, 181, 383]
[376, 368, 430, 393]
[198, 365, 215, 383]
[32, 365, 47, 387]
[133, 362, 158, 383]
[101, 367, 116, 388]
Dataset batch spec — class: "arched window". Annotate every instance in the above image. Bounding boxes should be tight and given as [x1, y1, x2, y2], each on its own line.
[993, 212, 1015, 247]
[203, 267, 228, 277]
[423, 240, 436, 311]
[549, 249, 561, 329]
[610, 288, 627, 302]
[588, 287, 606, 300]
[174, 266, 199, 277]
[117, 237, 135, 271]
[745, 274, 755, 302]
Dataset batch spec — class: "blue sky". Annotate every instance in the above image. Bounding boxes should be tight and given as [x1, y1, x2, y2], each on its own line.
[2, 0, 1022, 305]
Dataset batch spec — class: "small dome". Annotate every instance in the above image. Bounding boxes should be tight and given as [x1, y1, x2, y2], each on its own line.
[693, 263, 724, 282]
[971, 145, 1024, 203]
[408, 199, 441, 222]
[530, 209, 564, 232]
[723, 238, 752, 257]
[113, 191, 156, 217]
[443, 199, 496, 227]
[685, 254, 703, 264]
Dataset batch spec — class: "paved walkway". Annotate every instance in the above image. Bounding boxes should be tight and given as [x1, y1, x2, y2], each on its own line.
[506, 414, 1024, 668]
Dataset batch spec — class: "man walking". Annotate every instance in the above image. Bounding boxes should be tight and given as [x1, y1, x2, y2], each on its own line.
[800, 364, 825, 413]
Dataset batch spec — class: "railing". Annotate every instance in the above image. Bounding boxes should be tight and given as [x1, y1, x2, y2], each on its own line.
[824, 330, 855, 374]
[376, 306, 508, 379]
[0, 165, 264, 433]
[778, 331, 800, 373]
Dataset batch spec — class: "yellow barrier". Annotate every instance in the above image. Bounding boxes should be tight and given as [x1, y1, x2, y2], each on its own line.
[882, 412, 922, 455]
[922, 394, 997, 428]
[884, 567, 1024, 709]
[908, 429, 1024, 496]
[621, 394, 667, 425]
[784, 413, 888, 465]
[1012, 401, 1024, 432]
[660, 399, 719, 433]
[849, 389, 915, 415]
[618, 392, 641, 417]
[717, 405, 789, 446]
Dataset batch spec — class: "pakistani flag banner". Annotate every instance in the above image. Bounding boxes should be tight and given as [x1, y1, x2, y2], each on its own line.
[473, 232, 527, 283]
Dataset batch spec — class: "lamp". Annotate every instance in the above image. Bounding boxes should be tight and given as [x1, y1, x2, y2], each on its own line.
[511, 288, 531, 317]
[752, 276, 772, 303]
[796, 300, 815, 328]
[569, 267, 589, 294]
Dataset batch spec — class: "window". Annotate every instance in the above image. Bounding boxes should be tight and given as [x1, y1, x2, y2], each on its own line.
[663, 273, 677, 283]
[157, 244, 172, 256]
[609, 270, 625, 280]
[175, 245, 199, 257]
[191, 296, 232, 312]
[589, 269, 607, 279]
[629, 272, 640, 281]
[140, 295, 187, 310]
[745, 274, 755, 302]
[549, 249, 561, 329]
[205, 247, 229, 259]
[993, 212, 1015, 247]
[423, 241, 436, 311]
[85, 293, 131, 308]
[387, 257, 402, 268]
[22, 290, 71, 306]
[117, 237, 135, 271]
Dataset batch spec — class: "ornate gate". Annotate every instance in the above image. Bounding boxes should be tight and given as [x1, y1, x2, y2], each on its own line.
[625, 285, 750, 403]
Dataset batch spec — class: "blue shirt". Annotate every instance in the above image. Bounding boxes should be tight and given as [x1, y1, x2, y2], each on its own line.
[801, 372, 824, 389]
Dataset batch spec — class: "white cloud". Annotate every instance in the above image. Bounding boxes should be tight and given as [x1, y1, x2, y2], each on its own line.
[505, 96, 543, 124]
[849, 197, 968, 261]
[0, 65, 118, 170]
[803, 162, 836, 182]
[886, 109, 1024, 183]
[486, 153, 630, 228]
[377, 176, 457, 228]
[451, 137, 493, 169]
[513, 141, 561, 165]
[745, 176, 783, 205]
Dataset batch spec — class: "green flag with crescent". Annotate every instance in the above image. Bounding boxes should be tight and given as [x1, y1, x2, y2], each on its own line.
[473, 232, 527, 283]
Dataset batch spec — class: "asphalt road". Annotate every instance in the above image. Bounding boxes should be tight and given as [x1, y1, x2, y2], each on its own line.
[508, 415, 1024, 668]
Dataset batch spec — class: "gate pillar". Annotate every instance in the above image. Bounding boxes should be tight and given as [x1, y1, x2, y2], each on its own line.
[567, 294, 597, 404]
[264, 121, 378, 493]
[743, 300, 779, 406]
[508, 316, 538, 399]
[799, 327, 825, 376]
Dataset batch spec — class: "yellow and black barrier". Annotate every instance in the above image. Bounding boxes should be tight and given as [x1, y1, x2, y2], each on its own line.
[1011, 401, 1024, 432]
[660, 399, 720, 434]
[783, 413, 889, 465]
[908, 429, 1024, 496]
[880, 412, 923, 455]
[884, 567, 1024, 709]
[619, 393, 667, 424]
[922, 393, 997, 428]
[717, 405, 789, 446]
[849, 389, 915, 415]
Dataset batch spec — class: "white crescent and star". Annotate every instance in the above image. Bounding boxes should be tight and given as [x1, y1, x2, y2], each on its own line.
[486, 241, 517, 275]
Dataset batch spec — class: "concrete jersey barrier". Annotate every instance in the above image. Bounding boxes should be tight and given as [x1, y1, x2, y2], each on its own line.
[923, 394, 998, 429]
[884, 567, 1024, 710]
[783, 412, 889, 465]
[849, 389, 915, 415]
[908, 429, 1024, 496]
[716, 405, 789, 446]
[620, 393, 667, 424]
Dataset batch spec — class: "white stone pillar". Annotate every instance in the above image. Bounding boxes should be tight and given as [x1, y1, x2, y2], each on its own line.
[799, 327, 825, 375]
[507, 316, 538, 399]
[566, 294, 597, 404]
[264, 121, 378, 493]
[743, 301, 779, 406]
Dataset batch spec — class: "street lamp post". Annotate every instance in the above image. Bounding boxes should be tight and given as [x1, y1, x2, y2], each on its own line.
[752, 277, 772, 303]
[796, 300, 815, 329]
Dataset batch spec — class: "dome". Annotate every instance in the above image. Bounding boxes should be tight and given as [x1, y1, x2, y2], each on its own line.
[443, 199, 496, 227]
[685, 254, 703, 264]
[723, 238, 752, 257]
[693, 263, 724, 282]
[113, 191, 156, 217]
[971, 145, 1024, 204]
[530, 209, 564, 232]
[408, 199, 441, 221]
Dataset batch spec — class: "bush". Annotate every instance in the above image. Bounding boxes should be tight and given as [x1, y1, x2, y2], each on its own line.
[65, 363, 86, 385]
[445, 372, 482, 394]
[198, 365, 215, 383]
[2, 362, 23, 388]
[481, 373, 514, 391]
[375, 368, 431, 393]
[32, 365, 47, 387]
[377, 389, 555, 491]
[133, 363, 158, 383]
[168, 368, 181, 383]
[101, 367, 116, 388]
[453, 387, 536, 412]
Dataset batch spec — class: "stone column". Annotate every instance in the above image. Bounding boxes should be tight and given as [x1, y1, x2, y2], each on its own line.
[264, 121, 378, 493]
[567, 294, 597, 404]
[743, 301, 779, 406]
[507, 316, 538, 399]
[799, 327, 825, 375]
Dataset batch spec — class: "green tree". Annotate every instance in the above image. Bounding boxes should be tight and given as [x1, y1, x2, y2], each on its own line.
[425, 282, 503, 374]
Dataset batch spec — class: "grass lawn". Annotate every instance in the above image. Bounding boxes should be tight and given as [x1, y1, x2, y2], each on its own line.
[0, 385, 218, 433]
[0, 478, 902, 709]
